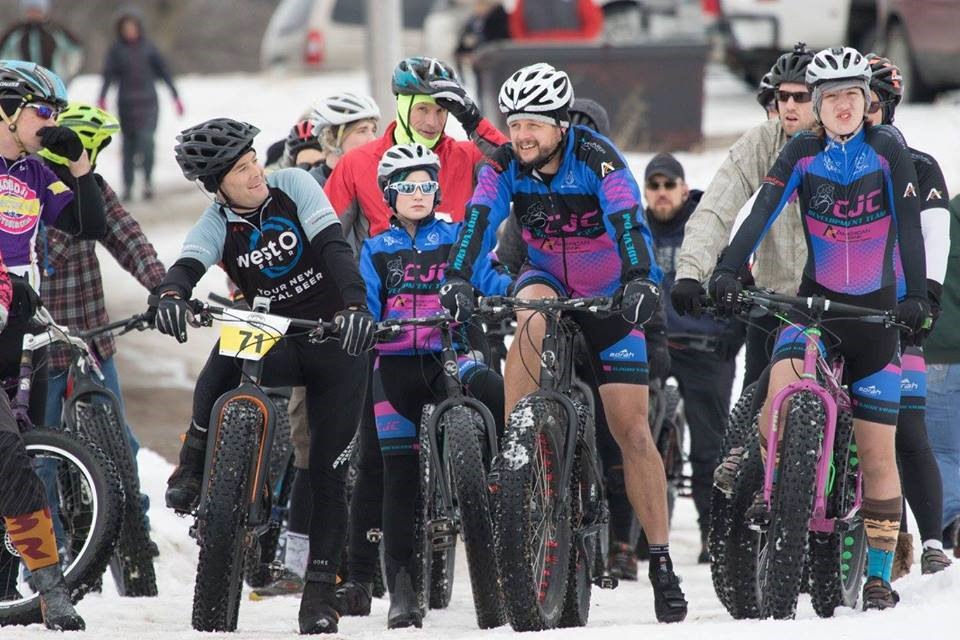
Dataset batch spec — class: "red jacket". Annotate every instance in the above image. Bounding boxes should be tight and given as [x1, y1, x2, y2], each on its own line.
[324, 119, 507, 249]
[509, 0, 603, 41]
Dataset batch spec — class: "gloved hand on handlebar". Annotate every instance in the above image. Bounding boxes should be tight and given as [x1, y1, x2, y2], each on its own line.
[616, 277, 659, 325]
[334, 306, 376, 356]
[670, 278, 706, 317]
[708, 268, 743, 318]
[895, 295, 931, 334]
[439, 277, 475, 322]
[154, 293, 191, 343]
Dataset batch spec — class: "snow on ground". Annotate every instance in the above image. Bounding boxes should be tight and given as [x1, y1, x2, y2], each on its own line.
[8, 65, 957, 637]
[4, 448, 959, 638]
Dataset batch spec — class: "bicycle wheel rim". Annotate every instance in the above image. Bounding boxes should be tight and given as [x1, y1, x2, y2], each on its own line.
[0, 443, 100, 611]
[530, 428, 566, 613]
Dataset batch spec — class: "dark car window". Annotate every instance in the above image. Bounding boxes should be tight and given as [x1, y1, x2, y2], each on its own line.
[333, 0, 435, 28]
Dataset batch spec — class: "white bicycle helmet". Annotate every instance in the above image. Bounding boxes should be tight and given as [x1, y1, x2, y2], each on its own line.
[311, 92, 381, 133]
[807, 47, 872, 121]
[806, 47, 871, 86]
[498, 63, 574, 126]
[377, 142, 441, 190]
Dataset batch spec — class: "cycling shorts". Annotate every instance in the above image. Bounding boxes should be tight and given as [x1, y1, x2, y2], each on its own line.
[770, 285, 900, 425]
[515, 266, 648, 386]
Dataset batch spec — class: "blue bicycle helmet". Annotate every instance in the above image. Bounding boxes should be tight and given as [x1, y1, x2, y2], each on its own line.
[0, 59, 68, 109]
[391, 57, 458, 96]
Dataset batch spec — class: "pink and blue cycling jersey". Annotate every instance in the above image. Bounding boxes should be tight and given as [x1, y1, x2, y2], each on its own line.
[720, 125, 926, 303]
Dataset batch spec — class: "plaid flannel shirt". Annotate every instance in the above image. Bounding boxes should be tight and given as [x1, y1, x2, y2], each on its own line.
[40, 179, 165, 370]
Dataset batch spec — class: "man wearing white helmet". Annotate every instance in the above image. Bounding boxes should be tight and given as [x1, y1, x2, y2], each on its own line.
[441, 62, 688, 623]
[713, 46, 929, 611]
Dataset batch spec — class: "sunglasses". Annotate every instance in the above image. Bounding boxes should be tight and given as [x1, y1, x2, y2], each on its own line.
[23, 102, 60, 120]
[775, 90, 812, 104]
[646, 179, 678, 191]
[866, 100, 891, 115]
[388, 181, 439, 195]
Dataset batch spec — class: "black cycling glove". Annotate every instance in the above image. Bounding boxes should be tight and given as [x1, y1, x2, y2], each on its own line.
[429, 78, 481, 134]
[334, 307, 376, 357]
[617, 278, 660, 325]
[708, 268, 743, 318]
[38, 126, 85, 162]
[439, 277, 475, 323]
[670, 278, 705, 317]
[155, 295, 191, 343]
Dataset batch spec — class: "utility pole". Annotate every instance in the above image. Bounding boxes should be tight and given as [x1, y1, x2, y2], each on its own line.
[367, 0, 402, 120]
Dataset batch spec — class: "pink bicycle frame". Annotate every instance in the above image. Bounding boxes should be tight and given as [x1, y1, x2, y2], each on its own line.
[762, 326, 862, 534]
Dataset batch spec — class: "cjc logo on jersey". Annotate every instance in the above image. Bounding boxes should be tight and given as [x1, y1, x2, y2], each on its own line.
[235, 217, 303, 278]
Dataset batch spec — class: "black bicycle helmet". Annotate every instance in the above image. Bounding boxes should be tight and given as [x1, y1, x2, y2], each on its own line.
[174, 118, 260, 192]
[756, 71, 776, 109]
[768, 42, 815, 86]
[866, 53, 903, 107]
[391, 56, 458, 96]
[285, 118, 321, 158]
[569, 98, 610, 137]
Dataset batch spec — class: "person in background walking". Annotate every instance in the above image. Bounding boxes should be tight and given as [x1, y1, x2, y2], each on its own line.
[925, 193, 960, 558]
[97, 7, 183, 203]
[0, 0, 83, 85]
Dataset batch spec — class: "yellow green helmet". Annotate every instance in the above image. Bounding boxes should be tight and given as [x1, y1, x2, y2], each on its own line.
[38, 102, 120, 166]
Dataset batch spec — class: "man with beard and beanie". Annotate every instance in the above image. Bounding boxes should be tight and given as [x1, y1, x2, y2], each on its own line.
[97, 6, 184, 202]
[441, 62, 688, 623]
[642, 152, 743, 564]
[324, 56, 506, 618]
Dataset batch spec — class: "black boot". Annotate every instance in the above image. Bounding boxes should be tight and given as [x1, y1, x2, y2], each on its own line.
[335, 580, 372, 616]
[299, 572, 340, 634]
[165, 427, 206, 513]
[385, 554, 422, 629]
[32, 564, 85, 631]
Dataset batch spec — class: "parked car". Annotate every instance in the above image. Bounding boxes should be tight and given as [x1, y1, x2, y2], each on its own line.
[716, 0, 877, 85]
[877, 0, 960, 102]
[260, 0, 437, 71]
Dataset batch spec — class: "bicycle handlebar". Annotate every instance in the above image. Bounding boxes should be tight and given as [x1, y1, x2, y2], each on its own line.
[478, 295, 614, 315]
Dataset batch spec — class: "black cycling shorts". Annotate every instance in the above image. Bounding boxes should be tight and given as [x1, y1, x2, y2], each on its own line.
[515, 266, 648, 386]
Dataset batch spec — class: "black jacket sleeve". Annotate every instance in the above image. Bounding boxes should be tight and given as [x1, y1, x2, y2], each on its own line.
[310, 223, 367, 309]
[158, 257, 206, 299]
[52, 171, 107, 240]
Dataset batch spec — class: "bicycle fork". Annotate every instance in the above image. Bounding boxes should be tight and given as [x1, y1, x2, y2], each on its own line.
[762, 331, 851, 533]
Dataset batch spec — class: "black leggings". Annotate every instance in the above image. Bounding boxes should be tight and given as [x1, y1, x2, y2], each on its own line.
[191, 335, 368, 577]
[897, 344, 943, 542]
[374, 354, 504, 562]
[346, 366, 382, 584]
[0, 321, 49, 517]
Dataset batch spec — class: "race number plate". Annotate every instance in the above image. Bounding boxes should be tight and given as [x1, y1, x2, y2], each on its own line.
[218, 309, 292, 361]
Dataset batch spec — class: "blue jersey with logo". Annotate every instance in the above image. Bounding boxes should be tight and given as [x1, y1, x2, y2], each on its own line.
[721, 125, 926, 302]
[447, 125, 660, 297]
[175, 168, 343, 319]
[361, 215, 510, 355]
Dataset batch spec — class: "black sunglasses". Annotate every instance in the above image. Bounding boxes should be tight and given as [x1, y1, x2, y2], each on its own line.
[646, 178, 678, 191]
[775, 90, 812, 104]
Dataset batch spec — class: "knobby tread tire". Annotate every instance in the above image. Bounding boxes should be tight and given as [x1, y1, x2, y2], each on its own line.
[73, 401, 157, 597]
[723, 429, 763, 619]
[413, 405, 436, 615]
[757, 391, 824, 619]
[191, 399, 261, 632]
[809, 409, 865, 616]
[709, 382, 757, 613]
[494, 396, 572, 632]
[244, 393, 293, 588]
[559, 400, 597, 628]
[0, 429, 123, 626]
[445, 407, 505, 628]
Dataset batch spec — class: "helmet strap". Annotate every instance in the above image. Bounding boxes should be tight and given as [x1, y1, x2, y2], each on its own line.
[0, 101, 28, 154]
